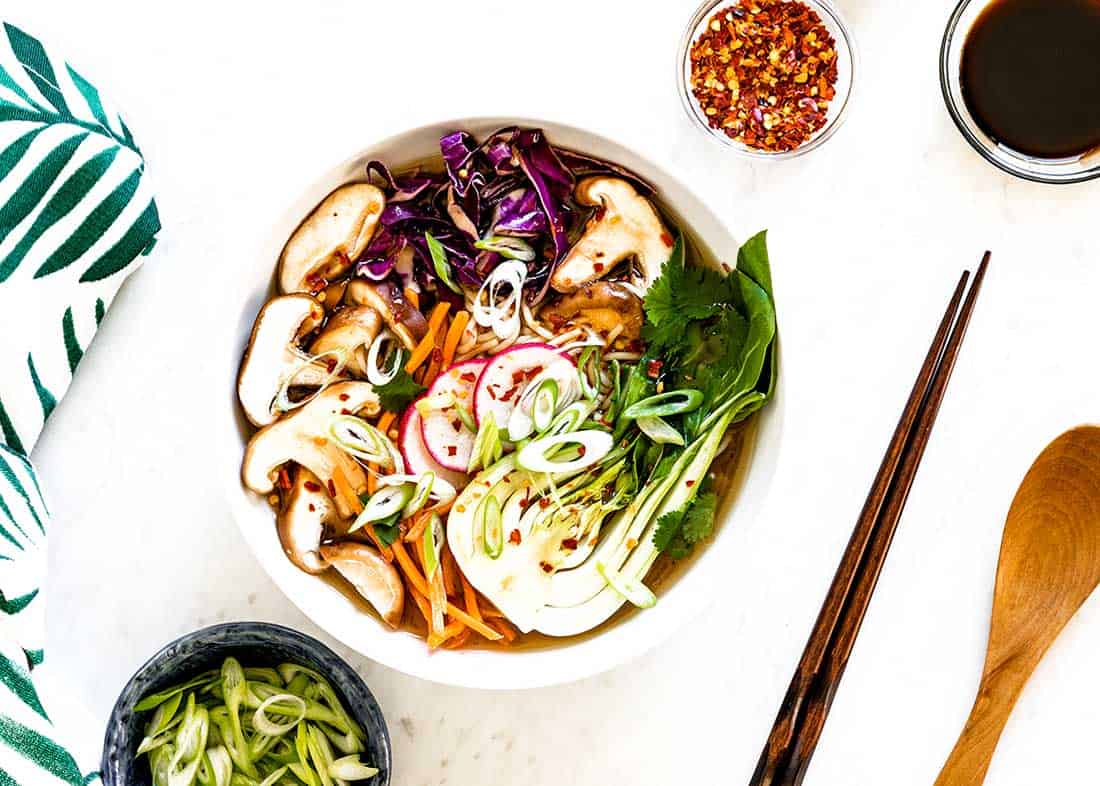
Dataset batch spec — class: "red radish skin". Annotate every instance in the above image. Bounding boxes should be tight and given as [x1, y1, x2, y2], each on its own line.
[473, 343, 576, 429]
[399, 399, 468, 489]
[420, 358, 489, 472]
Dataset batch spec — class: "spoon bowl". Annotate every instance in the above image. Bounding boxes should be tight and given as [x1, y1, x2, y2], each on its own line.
[935, 425, 1100, 785]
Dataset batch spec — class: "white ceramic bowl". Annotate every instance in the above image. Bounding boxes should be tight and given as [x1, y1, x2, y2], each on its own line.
[219, 117, 784, 689]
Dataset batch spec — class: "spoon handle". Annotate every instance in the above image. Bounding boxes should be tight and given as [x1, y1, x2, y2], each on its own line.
[934, 659, 1034, 786]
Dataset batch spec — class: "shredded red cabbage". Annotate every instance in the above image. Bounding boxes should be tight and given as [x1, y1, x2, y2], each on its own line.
[355, 126, 648, 303]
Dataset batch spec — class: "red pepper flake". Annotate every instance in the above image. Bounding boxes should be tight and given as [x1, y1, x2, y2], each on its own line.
[308, 503, 316, 512]
[340, 408, 352, 415]
[326, 479, 337, 497]
[577, 445, 586, 457]
[540, 561, 554, 573]
[487, 385, 498, 400]
[511, 371, 525, 384]
[501, 385, 519, 401]
[432, 347, 443, 363]
[325, 357, 338, 373]
[447, 445, 458, 457]
[660, 231, 674, 248]
[525, 366, 544, 380]
[452, 419, 462, 432]
[339, 393, 350, 402]
[460, 372, 477, 383]
[304, 480, 322, 493]
[539, 497, 551, 509]
[561, 538, 579, 550]
[688, 0, 839, 153]
[647, 359, 664, 379]
[509, 529, 522, 545]
[305, 273, 327, 295]
[686, 479, 696, 487]
[277, 468, 292, 491]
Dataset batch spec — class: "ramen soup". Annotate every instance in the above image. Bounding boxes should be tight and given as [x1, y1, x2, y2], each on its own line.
[237, 127, 778, 649]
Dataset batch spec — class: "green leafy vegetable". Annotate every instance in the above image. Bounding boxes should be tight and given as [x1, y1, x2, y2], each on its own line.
[641, 236, 737, 352]
[374, 369, 425, 413]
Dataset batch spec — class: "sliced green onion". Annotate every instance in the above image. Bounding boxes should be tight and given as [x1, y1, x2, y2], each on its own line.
[455, 403, 477, 433]
[544, 401, 596, 437]
[636, 415, 685, 446]
[365, 331, 404, 387]
[621, 389, 704, 419]
[606, 359, 623, 421]
[517, 430, 614, 475]
[256, 766, 287, 786]
[415, 392, 455, 416]
[378, 473, 457, 511]
[481, 495, 503, 558]
[350, 485, 414, 532]
[275, 348, 348, 414]
[253, 694, 306, 736]
[531, 378, 558, 432]
[221, 659, 255, 777]
[329, 415, 402, 471]
[422, 513, 444, 578]
[474, 235, 537, 262]
[577, 346, 602, 402]
[426, 232, 463, 294]
[468, 411, 503, 473]
[597, 561, 657, 608]
[405, 472, 435, 517]
[207, 747, 232, 786]
[471, 261, 526, 339]
[328, 756, 379, 782]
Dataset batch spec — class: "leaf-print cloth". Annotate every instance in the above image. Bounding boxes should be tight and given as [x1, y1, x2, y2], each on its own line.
[0, 20, 161, 783]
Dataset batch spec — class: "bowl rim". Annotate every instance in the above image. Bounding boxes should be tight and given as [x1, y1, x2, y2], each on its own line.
[222, 115, 785, 689]
[100, 621, 392, 786]
[676, 0, 859, 160]
[939, 0, 1100, 184]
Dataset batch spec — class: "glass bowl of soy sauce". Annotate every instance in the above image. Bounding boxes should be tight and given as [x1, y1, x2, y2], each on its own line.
[941, 0, 1100, 183]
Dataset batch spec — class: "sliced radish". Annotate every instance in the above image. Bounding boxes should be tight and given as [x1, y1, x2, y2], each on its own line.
[473, 343, 576, 432]
[399, 400, 468, 489]
[419, 358, 488, 472]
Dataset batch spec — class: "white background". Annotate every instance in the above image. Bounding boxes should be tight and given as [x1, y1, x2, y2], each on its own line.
[10, 0, 1100, 784]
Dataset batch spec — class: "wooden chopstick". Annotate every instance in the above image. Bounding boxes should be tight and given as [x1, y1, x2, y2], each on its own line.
[749, 252, 990, 786]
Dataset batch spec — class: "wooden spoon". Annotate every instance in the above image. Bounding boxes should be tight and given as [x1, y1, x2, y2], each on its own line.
[935, 425, 1100, 786]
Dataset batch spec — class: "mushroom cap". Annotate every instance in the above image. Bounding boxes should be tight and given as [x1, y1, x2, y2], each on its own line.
[238, 294, 326, 427]
[550, 177, 673, 295]
[540, 280, 644, 341]
[279, 183, 385, 294]
[345, 279, 428, 352]
[320, 542, 405, 628]
[309, 305, 382, 378]
[278, 466, 340, 574]
[241, 381, 380, 519]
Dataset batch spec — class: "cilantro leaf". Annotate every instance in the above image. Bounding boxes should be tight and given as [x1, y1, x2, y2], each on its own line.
[642, 236, 736, 353]
[681, 490, 717, 544]
[375, 369, 425, 413]
[653, 509, 684, 553]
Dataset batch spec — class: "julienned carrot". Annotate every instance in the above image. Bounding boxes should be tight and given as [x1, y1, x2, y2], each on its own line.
[489, 619, 516, 643]
[424, 540, 447, 636]
[403, 287, 420, 310]
[443, 627, 471, 649]
[441, 310, 470, 368]
[405, 303, 450, 374]
[377, 411, 398, 439]
[409, 584, 432, 629]
[391, 540, 502, 641]
[330, 467, 364, 515]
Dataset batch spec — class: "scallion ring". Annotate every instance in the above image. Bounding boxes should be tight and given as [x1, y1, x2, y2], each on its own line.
[517, 430, 614, 475]
[621, 389, 704, 420]
[365, 331, 404, 387]
[474, 235, 537, 262]
[577, 346, 602, 402]
[636, 415, 685, 446]
[329, 415, 403, 471]
[378, 473, 457, 510]
[531, 378, 558, 432]
[404, 472, 435, 517]
[543, 401, 596, 438]
[328, 756, 379, 782]
[455, 403, 477, 433]
[481, 495, 503, 558]
[274, 348, 348, 414]
[350, 485, 414, 532]
[425, 232, 463, 294]
[422, 513, 444, 578]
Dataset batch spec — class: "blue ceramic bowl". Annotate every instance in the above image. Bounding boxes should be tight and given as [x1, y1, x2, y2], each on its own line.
[101, 622, 391, 786]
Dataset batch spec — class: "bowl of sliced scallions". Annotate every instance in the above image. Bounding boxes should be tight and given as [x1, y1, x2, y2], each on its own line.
[102, 622, 390, 786]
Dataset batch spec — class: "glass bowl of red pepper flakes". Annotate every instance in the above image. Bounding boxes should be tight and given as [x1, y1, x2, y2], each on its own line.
[678, 0, 856, 159]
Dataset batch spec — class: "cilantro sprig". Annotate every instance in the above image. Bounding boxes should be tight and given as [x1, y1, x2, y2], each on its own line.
[374, 369, 425, 413]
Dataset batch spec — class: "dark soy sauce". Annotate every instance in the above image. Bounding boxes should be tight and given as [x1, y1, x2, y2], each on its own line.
[961, 0, 1100, 159]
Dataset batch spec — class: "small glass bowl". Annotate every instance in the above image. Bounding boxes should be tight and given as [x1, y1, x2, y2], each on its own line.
[677, 0, 857, 160]
[941, 0, 1100, 184]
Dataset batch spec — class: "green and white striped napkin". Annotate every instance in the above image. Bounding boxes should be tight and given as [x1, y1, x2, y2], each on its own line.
[0, 20, 160, 783]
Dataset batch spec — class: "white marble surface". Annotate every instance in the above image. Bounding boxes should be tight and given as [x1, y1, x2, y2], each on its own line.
[12, 0, 1100, 783]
